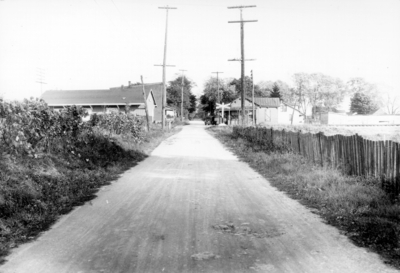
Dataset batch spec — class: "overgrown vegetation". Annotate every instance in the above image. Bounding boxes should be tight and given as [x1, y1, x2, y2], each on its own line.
[0, 99, 181, 263]
[209, 126, 400, 269]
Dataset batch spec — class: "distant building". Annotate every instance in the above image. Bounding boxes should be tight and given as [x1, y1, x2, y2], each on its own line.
[320, 112, 400, 125]
[41, 83, 159, 122]
[224, 97, 303, 125]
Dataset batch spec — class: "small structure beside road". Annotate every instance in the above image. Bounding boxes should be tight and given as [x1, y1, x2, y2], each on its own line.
[41, 83, 161, 122]
[225, 97, 303, 125]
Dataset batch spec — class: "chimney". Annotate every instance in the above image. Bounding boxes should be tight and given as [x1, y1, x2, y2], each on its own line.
[128, 81, 131, 87]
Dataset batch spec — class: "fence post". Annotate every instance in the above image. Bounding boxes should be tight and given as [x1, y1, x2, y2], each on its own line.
[318, 132, 323, 167]
[271, 128, 274, 145]
[382, 141, 387, 190]
[297, 131, 301, 154]
[396, 143, 400, 195]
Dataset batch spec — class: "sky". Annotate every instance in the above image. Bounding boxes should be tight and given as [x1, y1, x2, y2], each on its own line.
[0, 0, 399, 100]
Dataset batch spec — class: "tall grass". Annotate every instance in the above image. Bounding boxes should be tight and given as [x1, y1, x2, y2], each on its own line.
[0, 124, 181, 264]
[209, 126, 400, 269]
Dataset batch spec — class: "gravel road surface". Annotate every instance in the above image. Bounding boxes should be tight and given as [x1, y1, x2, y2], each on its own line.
[1, 121, 398, 273]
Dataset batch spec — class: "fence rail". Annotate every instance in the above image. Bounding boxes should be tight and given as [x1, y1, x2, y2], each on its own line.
[233, 127, 400, 193]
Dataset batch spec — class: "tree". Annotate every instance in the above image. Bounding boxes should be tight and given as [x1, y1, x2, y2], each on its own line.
[307, 73, 345, 117]
[373, 85, 400, 115]
[189, 94, 197, 114]
[257, 80, 274, 96]
[270, 83, 281, 99]
[167, 76, 196, 118]
[200, 77, 238, 116]
[199, 93, 216, 116]
[380, 92, 400, 115]
[288, 72, 311, 119]
[346, 78, 381, 115]
[346, 77, 378, 97]
[281, 73, 346, 121]
[350, 92, 379, 114]
[229, 76, 264, 98]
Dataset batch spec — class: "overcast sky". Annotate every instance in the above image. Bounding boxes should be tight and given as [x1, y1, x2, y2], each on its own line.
[0, 0, 399, 100]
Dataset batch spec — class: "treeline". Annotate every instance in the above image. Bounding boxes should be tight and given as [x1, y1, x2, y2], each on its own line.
[198, 73, 399, 119]
[166, 76, 197, 119]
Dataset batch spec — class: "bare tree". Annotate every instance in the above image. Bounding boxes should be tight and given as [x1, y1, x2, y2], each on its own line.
[380, 92, 400, 114]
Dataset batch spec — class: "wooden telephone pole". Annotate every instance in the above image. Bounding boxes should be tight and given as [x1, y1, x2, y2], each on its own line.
[36, 68, 47, 96]
[179, 69, 187, 122]
[156, 5, 177, 129]
[228, 5, 257, 126]
[212, 71, 223, 123]
[141, 76, 151, 132]
[211, 71, 223, 103]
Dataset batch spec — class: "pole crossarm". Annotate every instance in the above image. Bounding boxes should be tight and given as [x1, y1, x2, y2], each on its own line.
[158, 6, 177, 130]
[228, 20, 258, 23]
[228, 4, 257, 126]
[228, 59, 255, 61]
[212, 71, 224, 104]
[154, 64, 176, 67]
[227, 5, 256, 9]
[179, 69, 187, 121]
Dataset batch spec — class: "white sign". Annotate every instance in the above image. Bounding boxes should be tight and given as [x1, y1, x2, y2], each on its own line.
[216, 103, 231, 110]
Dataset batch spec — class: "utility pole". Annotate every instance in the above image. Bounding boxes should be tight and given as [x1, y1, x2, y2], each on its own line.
[211, 71, 223, 103]
[179, 69, 187, 122]
[228, 5, 257, 126]
[156, 5, 177, 130]
[36, 68, 47, 96]
[212, 71, 223, 124]
[141, 75, 151, 132]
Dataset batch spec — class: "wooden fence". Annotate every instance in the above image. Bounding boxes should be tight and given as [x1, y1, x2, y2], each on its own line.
[233, 127, 400, 193]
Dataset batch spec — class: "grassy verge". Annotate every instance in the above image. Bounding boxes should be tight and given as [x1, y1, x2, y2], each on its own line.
[208, 126, 400, 269]
[0, 124, 182, 263]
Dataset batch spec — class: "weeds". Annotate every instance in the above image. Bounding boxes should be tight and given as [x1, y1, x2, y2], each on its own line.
[0, 120, 181, 264]
[209, 126, 400, 269]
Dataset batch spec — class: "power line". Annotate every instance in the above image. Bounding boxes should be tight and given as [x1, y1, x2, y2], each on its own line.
[228, 5, 257, 126]
[36, 68, 47, 96]
[212, 71, 223, 104]
[92, 0, 118, 30]
[156, 5, 177, 130]
[179, 69, 187, 122]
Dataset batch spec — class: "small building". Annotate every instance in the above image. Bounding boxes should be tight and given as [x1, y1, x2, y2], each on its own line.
[226, 97, 303, 125]
[41, 83, 158, 122]
[253, 97, 280, 124]
[227, 97, 256, 125]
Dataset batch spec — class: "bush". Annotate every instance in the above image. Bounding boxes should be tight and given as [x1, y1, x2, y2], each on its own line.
[0, 99, 87, 156]
[89, 112, 144, 142]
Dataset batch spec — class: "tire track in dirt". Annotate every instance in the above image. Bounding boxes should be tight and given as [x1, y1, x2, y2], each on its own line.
[0, 121, 398, 273]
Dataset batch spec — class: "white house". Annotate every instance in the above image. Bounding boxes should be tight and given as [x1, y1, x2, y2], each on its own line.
[226, 97, 303, 125]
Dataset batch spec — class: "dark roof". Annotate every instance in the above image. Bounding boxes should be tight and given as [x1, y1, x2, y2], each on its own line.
[252, 97, 280, 108]
[229, 98, 256, 110]
[41, 83, 161, 106]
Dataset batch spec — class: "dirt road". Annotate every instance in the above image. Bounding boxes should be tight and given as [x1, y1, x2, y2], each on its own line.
[1, 121, 398, 273]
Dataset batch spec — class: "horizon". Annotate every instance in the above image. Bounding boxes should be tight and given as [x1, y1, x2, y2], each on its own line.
[1, 0, 399, 101]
